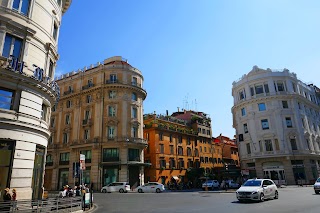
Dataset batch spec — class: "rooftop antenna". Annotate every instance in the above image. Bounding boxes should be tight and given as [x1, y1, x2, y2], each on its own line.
[183, 94, 189, 110]
[195, 99, 198, 111]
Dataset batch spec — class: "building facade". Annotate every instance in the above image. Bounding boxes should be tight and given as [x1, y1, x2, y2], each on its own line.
[45, 56, 147, 191]
[0, 0, 70, 199]
[143, 110, 240, 187]
[232, 66, 320, 185]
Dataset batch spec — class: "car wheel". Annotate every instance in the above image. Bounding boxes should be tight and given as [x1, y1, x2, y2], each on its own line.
[274, 190, 279, 199]
[102, 189, 107, 193]
[259, 193, 265, 202]
[156, 188, 161, 193]
[138, 189, 143, 193]
[119, 189, 124, 193]
[238, 199, 244, 203]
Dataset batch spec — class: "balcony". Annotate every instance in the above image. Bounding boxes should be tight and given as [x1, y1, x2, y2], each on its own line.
[103, 157, 119, 162]
[82, 119, 93, 126]
[46, 162, 53, 166]
[128, 157, 140, 161]
[131, 82, 142, 87]
[82, 84, 94, 90]
[59, 161, 69, 165]
[106, 79, 120, 84]
[64, 90, 73, 95]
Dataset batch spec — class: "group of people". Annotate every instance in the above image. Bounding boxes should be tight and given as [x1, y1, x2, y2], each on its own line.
[59, 184, 90, 198]
[1, 188, 18, 212]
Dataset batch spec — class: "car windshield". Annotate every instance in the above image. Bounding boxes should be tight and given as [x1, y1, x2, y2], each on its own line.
[243, 180, 262, 187]
[317, 178, 320, 183]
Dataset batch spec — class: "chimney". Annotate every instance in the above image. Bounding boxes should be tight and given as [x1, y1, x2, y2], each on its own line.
[166, 110, 168, 116]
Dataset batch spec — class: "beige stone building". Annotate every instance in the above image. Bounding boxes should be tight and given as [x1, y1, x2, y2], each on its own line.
[45, 56, 148, 191]
[0, 0, 71, 199]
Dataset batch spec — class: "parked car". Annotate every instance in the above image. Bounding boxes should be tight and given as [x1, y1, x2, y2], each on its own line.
[236, 178, 278, 202]
[202, 180, 220, 190]
[226, 180, 240, 189]
[136, 182, 165, 193]
[101, 182, 130, 193]
[313, 177, 320, 194]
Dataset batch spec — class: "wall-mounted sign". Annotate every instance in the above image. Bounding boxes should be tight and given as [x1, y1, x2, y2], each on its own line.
[6, 55, 60, 102]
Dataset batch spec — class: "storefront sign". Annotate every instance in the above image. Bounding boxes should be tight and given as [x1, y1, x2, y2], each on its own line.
[6, 56, 60, 102]
[80, 154, 86, 170]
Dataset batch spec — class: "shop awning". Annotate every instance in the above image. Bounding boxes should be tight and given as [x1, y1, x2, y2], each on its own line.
[172, 176, 179, 180]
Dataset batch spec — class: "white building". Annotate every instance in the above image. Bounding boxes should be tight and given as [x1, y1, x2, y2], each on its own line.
[0, 0, 71, 199]
[232, 66, 320, 185]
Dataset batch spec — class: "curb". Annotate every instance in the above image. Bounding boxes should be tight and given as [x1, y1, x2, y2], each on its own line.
[84, 203, 98, 213]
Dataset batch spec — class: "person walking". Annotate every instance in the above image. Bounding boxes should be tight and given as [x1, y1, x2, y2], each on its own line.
[12, 188, 18, 210]
[3, 188, 12, 212]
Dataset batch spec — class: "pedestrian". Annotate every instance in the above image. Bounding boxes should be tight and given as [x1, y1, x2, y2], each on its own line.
[12, 188, 18, 210]
[3, 188, 12, 212]
[220, 180, 225, 190]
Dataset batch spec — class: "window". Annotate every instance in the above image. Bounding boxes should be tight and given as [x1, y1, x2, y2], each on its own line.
[110, 74, 117, 82]
[80, 150, 92, 163]
[187, 148, 192, 156]
[109, 90, 116, 99]
[12, 0, 30, 15]
[65, 114, 70, 124]
[57, 0, 62, 6]
[286, 117, 293, 128]
[53, 23, 58, 41]
[239, 89, 246, 100]
[63, 133, 69, 144]
[250, 87, 254, 96]
[275, 81, 286, 92]
[243, 123, 248, 133]
[159, 158, 166, 168]
[194, 149, 199, 157]
[169, 134, 172, 142]
[255, 85, 264, 94]
[159, 132, 163, 141]
[298, 102, 301, 109]
[132, 126, 137, 137]
[128, 149, 140, 161]
[48, 60, 54, 79]
[159, 144, 164, 154]
[265, 140, 273, 151]
[2, 34, 23, 59]
[52, 104, 56, 112]
[88, 79, 93, 87]
[86, 95, 92, 103]
[261, 119, 269, 130]
[258, 103, 266, 111]
[66, 100, 71, 108]
[241, 108, 246, 116]
[84, 129, 90, 140]
[46, 154, 53, 166]
[0, 88, 14, 110]
[178, 136, 182, 143]
[178, 147, 183, 155]
[50, 118, 55, 127]
[132, 92, 137, 101]
[103, 148, 119, 161]
[264, 84, 269, 93]
[41, 104, 48, 121]
[107, 126, 115, 139]
[132, 77, 138, 86]
[187, 137, 191, 145]
[282, 101, 288, 108]
[132, 107, 137, 118]
[290, 139, 297, 150]
[108, 106, 116, 117]
[169, 158, 176, 168]
[292, 82, 296, 92]
[85, 110, 90, 120]
[59, 152, 70, 163]
[170, 145, 174, 154]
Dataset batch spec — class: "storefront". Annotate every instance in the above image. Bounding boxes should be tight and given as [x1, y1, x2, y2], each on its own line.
[262, 162, 286, 185]
[32, 146, 46, 200]
[0, 140, 15, 200]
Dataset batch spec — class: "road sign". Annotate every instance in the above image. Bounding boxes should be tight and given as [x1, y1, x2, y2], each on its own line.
[80, 154, 86, 170]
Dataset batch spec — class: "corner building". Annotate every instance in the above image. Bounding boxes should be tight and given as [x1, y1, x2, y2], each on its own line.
[232, 66, 320, 185]
[0, 0, 70, 199]
[45, 56, 147, 191]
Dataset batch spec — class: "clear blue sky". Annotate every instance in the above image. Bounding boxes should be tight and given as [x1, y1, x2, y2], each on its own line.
[56, 0, 320, 139]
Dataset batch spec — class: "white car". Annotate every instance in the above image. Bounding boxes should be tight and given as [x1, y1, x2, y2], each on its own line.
[313, 177, 320, 194]
[226, 180, 240, 189]
[136, 182, 165, 193]
[101, 182, 130, 193]
[236, 179, 279, 202]
[202, 180, 220, 190]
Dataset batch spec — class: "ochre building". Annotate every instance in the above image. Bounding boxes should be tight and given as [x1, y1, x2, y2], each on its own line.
[45, 56, 147, 191]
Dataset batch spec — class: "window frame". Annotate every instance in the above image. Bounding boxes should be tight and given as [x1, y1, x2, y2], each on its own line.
[0, 87, 15, 110]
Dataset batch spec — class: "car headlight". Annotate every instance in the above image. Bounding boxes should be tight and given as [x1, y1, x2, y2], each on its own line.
[251, 191, 258, 194]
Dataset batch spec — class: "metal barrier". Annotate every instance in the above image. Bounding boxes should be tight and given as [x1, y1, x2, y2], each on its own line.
[0, 197, 82, 212]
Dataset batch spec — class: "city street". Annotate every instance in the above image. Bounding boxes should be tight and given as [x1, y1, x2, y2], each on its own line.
[92, 187, 318, 213]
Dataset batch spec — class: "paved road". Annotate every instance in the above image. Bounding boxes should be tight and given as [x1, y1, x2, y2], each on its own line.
[92, 187, 318, 213]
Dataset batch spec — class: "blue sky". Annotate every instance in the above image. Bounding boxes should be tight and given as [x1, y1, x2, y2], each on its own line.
[56, 0, 320, 138]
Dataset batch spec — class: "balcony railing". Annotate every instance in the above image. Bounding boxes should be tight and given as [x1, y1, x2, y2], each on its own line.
[82, 84, 94, 90]
[105, 79, 144, 89]
[103, 157, 119, 162]
[63, 90, 73, 95]
[82, 119, 92, 126]
[128, 157, 140, 161]
[59, 161, 69, 165]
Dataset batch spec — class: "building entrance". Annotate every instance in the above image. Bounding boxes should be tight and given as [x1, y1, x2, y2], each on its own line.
[262, 162, 286, 185]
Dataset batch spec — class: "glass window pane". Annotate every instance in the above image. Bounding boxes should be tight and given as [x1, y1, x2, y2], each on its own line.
[12, 0, 20, 10]
[21, 0, 30, 15]
[12, 37, 22, 59]
[2, 35, 12, 58]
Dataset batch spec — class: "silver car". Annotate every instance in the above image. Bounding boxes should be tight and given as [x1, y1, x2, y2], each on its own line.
[236, 179, 279, 202]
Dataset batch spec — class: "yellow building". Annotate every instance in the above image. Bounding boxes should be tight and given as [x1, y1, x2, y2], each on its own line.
[45, 56, 147, 191]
